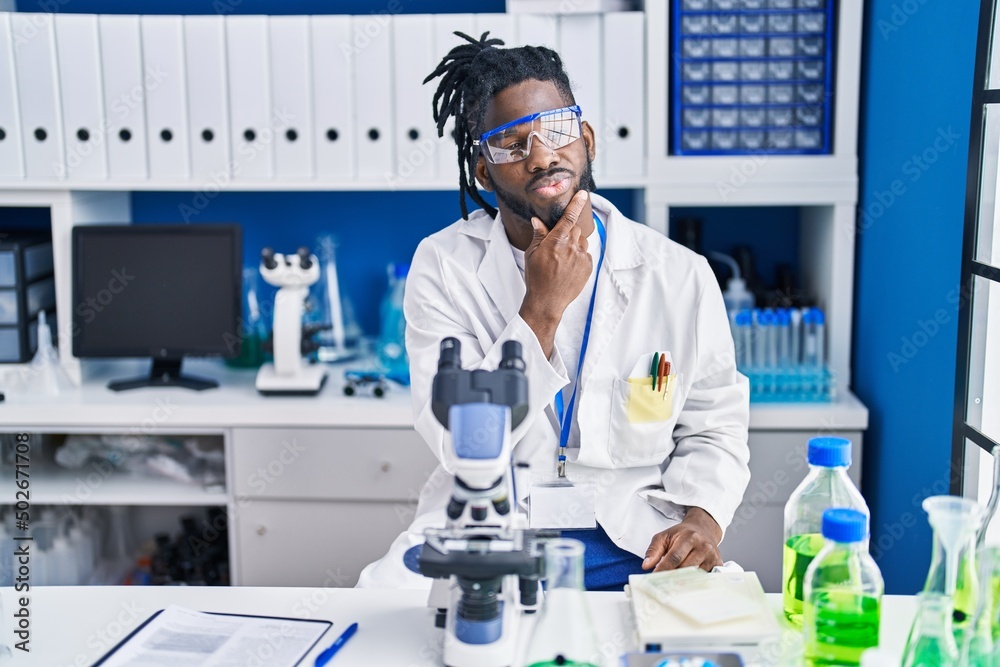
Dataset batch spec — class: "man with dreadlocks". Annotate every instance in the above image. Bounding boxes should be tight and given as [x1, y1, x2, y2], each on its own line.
[358, 33, 750, 592]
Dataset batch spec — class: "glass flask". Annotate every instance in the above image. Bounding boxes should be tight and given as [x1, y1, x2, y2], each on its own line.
[901, 592, 959, 667]
[521, 539, 602, 667]
[921, 496, 984, 647]
[803, 509, 883, 666]
[961, 545, 1000, 667]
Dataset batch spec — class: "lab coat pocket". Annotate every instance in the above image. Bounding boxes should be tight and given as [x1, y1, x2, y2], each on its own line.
[608, 375, 680, 467]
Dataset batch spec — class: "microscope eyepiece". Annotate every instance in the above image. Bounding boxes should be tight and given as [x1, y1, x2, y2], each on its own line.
[499, 340, 525, 371]
[297, 247, 313, 270]
[260, 247, 278, 270]
[438, 337, 462, 370]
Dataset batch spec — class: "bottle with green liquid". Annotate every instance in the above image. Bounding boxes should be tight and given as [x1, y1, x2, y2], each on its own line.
[804, 509, 883, 666]
[783, 437, 869, 628]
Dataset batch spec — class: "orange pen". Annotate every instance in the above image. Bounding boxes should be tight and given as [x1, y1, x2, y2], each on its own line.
[657, 355, 667, 392]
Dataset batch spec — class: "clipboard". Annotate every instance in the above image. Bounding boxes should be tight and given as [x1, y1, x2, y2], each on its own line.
[91, 606, 333, 667]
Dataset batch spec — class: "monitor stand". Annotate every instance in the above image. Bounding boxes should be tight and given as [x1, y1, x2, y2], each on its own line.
[107, 358, 219, 392]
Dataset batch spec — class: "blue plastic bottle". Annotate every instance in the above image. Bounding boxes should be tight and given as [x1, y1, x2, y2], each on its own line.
[378, 263, 410, 382]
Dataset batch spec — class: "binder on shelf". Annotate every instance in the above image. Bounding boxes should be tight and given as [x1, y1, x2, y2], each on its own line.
[432, 13, 475, 186]
[475, 13, 515, 47]
[226, 15, 274, 181]
[140, 15, 189, 180]
[558, 14, 603, 178]
[514, 13, 559, 50]
[392, 15, 437, 184]
[54, 13, 108, 181]
[11, 13, 65, 181]
[183, 16, 230, 184]
[98, 15, 148, 181]
[310, 15, 354, 181]
[602, 11, 645, 180]
[0, 13, 24, 180]
[269, 15, 314, 180]
[351, 13, 393, 181]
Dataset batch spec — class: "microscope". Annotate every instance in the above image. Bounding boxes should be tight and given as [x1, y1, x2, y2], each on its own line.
[406, 337, 552, 667]
[255, 247, 329, 395]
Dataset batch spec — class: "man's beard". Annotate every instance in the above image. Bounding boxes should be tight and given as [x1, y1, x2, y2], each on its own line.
[490, 157, 596, 230]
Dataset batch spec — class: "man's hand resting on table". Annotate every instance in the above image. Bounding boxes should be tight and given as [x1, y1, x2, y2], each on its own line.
[642, 507, 724, 572]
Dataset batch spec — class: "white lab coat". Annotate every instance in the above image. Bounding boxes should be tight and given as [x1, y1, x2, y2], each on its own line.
[357, 193, 750, 589]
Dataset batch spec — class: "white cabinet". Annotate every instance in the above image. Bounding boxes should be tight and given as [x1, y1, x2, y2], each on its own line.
[230, 427, 438, 587]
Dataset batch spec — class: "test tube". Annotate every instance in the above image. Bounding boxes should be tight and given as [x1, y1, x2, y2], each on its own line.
[753, 309, 766, 371]
[736, 309, 753, 369]
[802, 308, 818, 367]
[790, 307, 802, 368]
[762, 309, 777, 369]
[777, 308, 791, 368]
[812, 307, 826, 368]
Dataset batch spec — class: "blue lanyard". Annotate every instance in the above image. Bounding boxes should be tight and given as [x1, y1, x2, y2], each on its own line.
[553, 211, 606, 476]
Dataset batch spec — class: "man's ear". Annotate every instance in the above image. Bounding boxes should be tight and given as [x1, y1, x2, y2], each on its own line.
[581, 120, 597, 162]
[475, 155, 493, 192]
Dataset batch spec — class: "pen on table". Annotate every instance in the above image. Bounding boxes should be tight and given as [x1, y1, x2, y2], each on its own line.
[650, 352, 659, 389]
[315, 622, 358, 667]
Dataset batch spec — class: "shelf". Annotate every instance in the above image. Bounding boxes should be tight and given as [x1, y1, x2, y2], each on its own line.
[0, 359, 415, 430]
[0, 457, 228, 505]
[0, 175, 647, 192]
[0, 357, 867, 432]
[748, 389, 868, 431]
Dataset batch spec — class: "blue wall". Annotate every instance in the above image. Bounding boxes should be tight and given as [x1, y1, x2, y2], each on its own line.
[855, 0, 979, 593]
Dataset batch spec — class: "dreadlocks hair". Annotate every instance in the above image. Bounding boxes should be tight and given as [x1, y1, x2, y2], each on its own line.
[423, 31, 578, 220]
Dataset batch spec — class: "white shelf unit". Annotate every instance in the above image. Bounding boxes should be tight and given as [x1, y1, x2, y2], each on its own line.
[0, 5, 869, 591]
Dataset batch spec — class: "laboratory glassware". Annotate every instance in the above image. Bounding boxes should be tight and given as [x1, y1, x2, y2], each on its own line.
[783, 436, 868, 627]
[803, 509, 883, 666]
[921, 496, 984, 646]
[900, 592, 959, 667]
[521, 539, 602, 667]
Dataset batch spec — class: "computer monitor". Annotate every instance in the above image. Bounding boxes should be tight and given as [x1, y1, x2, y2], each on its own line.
[72, 224, 242, 391]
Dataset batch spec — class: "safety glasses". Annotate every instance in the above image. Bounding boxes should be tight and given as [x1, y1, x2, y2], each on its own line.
[474, 105, 583, 165]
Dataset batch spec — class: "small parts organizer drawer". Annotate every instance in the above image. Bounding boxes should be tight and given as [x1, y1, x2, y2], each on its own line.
[671, 0, 835, 155]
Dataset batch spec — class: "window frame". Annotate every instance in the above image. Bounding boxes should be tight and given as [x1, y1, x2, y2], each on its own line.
[952, 0, 1000, 494]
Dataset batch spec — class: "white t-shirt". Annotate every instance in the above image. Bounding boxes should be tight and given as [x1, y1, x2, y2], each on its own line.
[510, 213, 604, 451]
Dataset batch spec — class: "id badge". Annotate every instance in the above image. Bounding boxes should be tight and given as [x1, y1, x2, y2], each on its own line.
[528, 475, 597, 530]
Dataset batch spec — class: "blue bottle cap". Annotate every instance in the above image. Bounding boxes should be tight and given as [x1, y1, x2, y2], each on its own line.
[735, 310, 752, 327]
[776, 308, 791, 326]
[807, 436, 852, 467]
[810, 307, 825, 325]
[822, 508, 868, 543]
[759, 310, 775, 326]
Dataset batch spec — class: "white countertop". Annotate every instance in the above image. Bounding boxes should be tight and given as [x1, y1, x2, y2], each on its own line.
[0, 358, 868, 431]
[2, 586, 914, 667]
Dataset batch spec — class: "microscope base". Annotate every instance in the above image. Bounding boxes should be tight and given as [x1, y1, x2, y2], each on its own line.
[441, 575, 521, 667]
[255, 363, 328, 395]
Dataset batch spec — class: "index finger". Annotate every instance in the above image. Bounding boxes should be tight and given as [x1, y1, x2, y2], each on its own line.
[549, 190, 590, 238]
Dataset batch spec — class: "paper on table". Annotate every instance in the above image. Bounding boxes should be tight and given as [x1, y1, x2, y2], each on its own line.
[94, 605, 331, 667]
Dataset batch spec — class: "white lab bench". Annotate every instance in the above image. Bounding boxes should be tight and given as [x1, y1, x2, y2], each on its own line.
[0, 357, 867, 591]
[5, 586, 916, 666]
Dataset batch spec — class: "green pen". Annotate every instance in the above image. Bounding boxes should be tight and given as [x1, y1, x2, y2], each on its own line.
[650, 352, 659, 389]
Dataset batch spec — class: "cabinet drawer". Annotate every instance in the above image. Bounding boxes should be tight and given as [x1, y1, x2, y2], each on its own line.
[745, 430, 862, 506]
[232, 428, 438, 502]
[236, 499, 405, 587]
